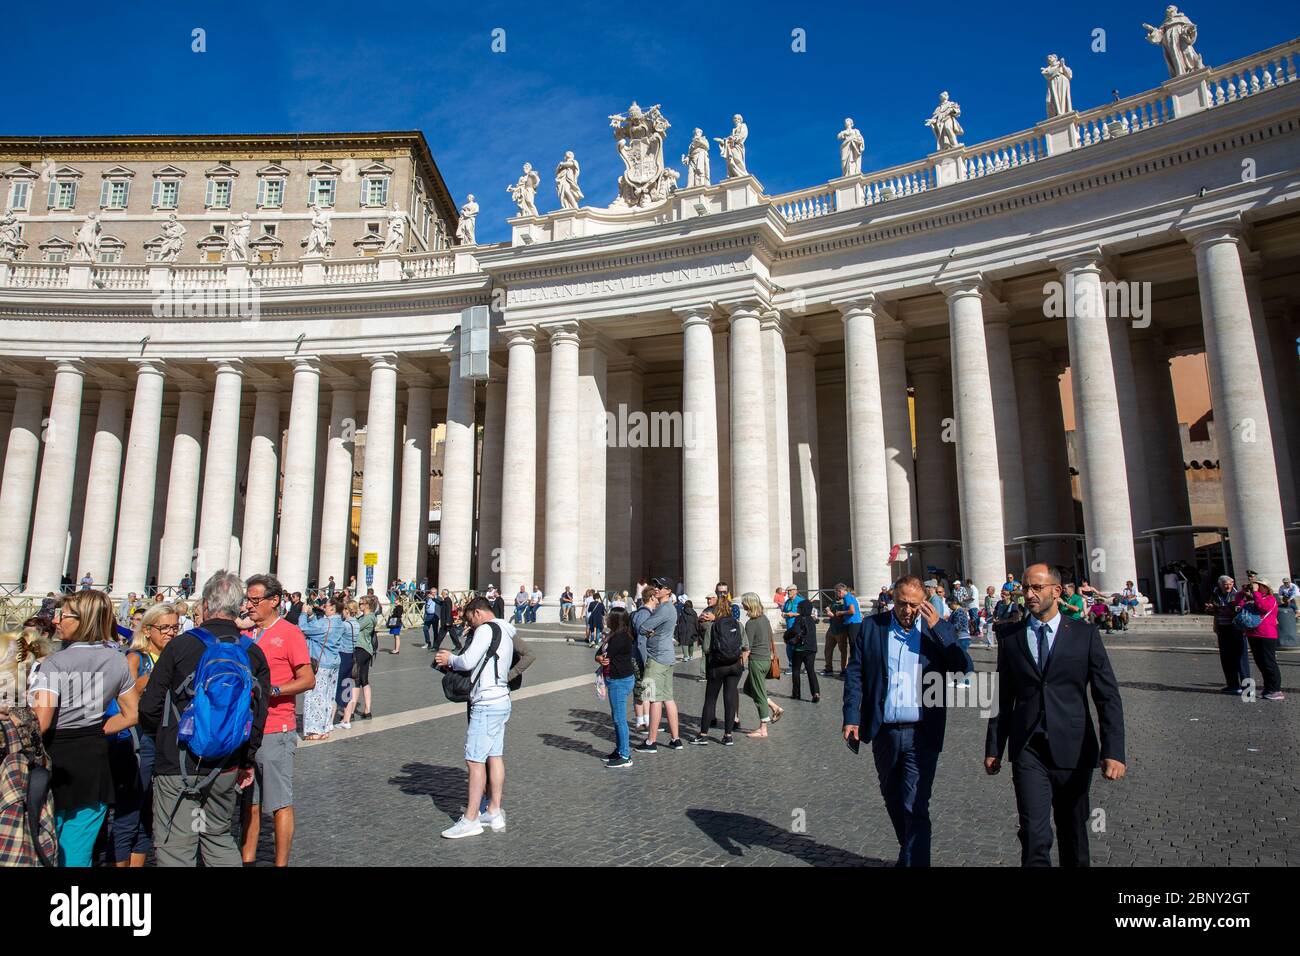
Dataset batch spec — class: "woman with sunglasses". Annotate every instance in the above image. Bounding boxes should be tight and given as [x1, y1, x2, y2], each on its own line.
[28, 591, 140, 866]
[109, 602, 178, 867]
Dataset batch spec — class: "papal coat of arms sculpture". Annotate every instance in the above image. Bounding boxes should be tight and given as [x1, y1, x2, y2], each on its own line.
[608, 101, 680, 210]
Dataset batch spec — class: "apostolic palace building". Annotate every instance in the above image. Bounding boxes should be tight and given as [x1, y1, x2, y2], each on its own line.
[1, 14, 1299, 619]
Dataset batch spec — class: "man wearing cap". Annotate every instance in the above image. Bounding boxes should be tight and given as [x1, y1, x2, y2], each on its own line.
[1277, 577, 1297, 609]
[633, 577, 684, 753]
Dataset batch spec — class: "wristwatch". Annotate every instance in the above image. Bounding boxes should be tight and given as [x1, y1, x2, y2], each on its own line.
[271, 685, 282, 697]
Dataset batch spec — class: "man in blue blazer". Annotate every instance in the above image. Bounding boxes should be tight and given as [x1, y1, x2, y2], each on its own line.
[984, 563, 1126, 866]
[843, 574, 973, 867]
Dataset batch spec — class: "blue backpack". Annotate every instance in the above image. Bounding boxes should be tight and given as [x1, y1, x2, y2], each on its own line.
[160, 628, 260, 838]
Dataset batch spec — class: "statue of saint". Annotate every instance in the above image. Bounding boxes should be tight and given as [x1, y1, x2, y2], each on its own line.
[0, 213, 20, 256]
[159, 213, 186, 263]
[305, 204, 332, 256]
[74, 213, 101, 261]
[1042, 54, 1074, 117]
[715, 114, 749, 178]
[838, 118, 865, 176]
[1144, 6, 1205, 77]
[555, 152, 584, 210]
[507, 163, 541, 217]
[228, 213, 251, 263]
[455, 195, 479, 245]
[383, 204, 407, 253]
[681, 127, 711, 188]
[925, 92, 964, 151]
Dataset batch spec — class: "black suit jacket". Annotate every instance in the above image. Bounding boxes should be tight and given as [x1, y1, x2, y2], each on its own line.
[984, 613, 1125, 768]
[843, 610, 973, 753]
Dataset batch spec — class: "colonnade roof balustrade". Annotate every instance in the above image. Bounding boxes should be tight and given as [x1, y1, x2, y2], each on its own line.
[1, 37, 1295, 295]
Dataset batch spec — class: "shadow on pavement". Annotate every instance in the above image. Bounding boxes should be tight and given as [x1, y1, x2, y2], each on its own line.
[388, 762, 467, 821]
[685, 808, 891, 867]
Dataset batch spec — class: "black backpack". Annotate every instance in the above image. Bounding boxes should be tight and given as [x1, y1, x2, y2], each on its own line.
[437, 622, 522, 702]
[710, 616, 743, 666]
[794, 615, 819, 651]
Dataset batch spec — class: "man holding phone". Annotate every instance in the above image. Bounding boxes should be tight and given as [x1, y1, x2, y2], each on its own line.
[842, 575, 973, 867]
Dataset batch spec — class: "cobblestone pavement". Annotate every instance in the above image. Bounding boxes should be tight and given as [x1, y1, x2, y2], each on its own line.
[247, 626, 1300, 866]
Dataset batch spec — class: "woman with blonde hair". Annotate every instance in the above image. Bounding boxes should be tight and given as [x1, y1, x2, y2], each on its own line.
[29, 590, 140, 866]
[739, 592, 784, 737]
[108, 601, 179, 866]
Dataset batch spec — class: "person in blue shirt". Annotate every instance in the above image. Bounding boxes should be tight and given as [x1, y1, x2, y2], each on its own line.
[824, 583, 861, 676]
[842, 575, 973, 867]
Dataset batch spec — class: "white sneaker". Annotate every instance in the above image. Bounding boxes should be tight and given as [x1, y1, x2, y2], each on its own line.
[481, 809, 507, 832]
[335, 721, 352, 730]
[441, 815, 485, 839]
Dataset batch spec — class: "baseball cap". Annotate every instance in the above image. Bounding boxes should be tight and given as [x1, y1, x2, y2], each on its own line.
[649, 576, 674, 591]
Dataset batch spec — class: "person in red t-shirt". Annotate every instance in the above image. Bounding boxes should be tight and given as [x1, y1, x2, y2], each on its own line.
[238, 573, 314, 867]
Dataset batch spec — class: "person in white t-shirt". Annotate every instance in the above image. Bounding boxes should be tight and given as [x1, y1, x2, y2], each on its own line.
[435, 597, 515, 839]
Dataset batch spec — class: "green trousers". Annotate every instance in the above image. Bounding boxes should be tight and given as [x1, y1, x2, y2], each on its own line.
[744, 657, 771, 721]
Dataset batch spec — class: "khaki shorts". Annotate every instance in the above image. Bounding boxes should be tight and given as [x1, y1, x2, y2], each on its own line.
[251, 730, 296, 813]
[641, 658, 675, 703]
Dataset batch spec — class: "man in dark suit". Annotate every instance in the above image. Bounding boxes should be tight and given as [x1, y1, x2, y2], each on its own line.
[843, 574, 973, 867]
[985, 562, 1126, 867]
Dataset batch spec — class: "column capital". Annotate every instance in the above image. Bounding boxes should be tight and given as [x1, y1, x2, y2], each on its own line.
[1238, 249, 1265, 280]
[128, 357, 167, 379]
[833, 293, 891, 319]
[759, 309, 792, 336]
[673, 304, 718, 329]
[785, 333, 820, 357]
[208, 358, 244, 376]
[935, 276, 986, 301]
[287, 354, 322, 374]
[906, 354, 947, 376]
[1010, 341, 1048, 363]
[1181, 218, 1244, 250]
[1048, 246, 1106, 275]
[362, 352, 400, 372]
[48, 358, 87, 377]
[606, 354, 648, 376]
[875, 314, 907, 343]
[502, 325, 538, 348]
[722, 298, 766, 322]
[543, 321, 581, 348]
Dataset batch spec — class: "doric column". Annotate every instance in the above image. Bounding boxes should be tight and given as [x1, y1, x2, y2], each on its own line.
[26, 360, 86, 594]
[728, 302, 771, 599]
[1054, 252, 1137, 591]
[678, 308, 721, 603]
[577, 341, 608, 594]
[1012, 343, 1059, 549]
[158, 389, 205, 587]
[839, 297, 893, 596]
[983, 310, 1028, 544]
[275, 356, 321, 591]
[876, 316, 915, 550]
[1241, 253, 1299, 545]
[1131, 335, 1195, 565]
[1266, 303, 1300, 507]
[1187, 225, 1289, 585]
[194, 360, 244, 585]
[0, 383, 45, 585]
[476, 379, 506, 588]
[239, 383, 282, 579]
[1106, 314, 1153, 560]
[762, 311, 794, 591]
[786, 336, 821, 591]
[441, 344, 477, 591]
[396, 379, 432, 585]
[1042, 359, 1078, 550]
[939, 280, 1007, 592]
[76, 384, 128, 587]
[357, 353, 399, 594]
[543, 323, 580, 618]
[316, 386, 356, 588]
[499, 329, 538, 598]
[605, 358, 645, 593]
[910, 355, 956, 571]
[111, 360, 167, 595]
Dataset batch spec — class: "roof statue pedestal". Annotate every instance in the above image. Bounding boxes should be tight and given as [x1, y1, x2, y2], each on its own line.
[827, 172, 868, 211]
[1162, 66, 1213, 118]
[226, 260, 251, 288]
[1036, 112, 1081, 155]
[928, 145, 968, 188]
[378, 251, 403, 282]
[719, 173, 764, 212]
[147, 263, 170, 291]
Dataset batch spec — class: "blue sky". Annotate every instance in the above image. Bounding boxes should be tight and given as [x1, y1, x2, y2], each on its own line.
[9, 2, 1299, 242]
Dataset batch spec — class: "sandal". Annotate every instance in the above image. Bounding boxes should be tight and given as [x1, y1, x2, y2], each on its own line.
[769, 704, 783, 723]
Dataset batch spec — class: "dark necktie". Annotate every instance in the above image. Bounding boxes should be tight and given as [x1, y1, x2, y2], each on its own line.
[1036, 621, 1049, 673]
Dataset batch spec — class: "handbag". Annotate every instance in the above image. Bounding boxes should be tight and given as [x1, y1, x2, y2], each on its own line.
[439, 622, 502, 703]
[1233, 604, 1263, 631]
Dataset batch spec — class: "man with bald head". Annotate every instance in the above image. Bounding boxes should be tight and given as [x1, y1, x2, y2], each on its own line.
[843, 574, 973, 867]
[985, 563, 1126, 867]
